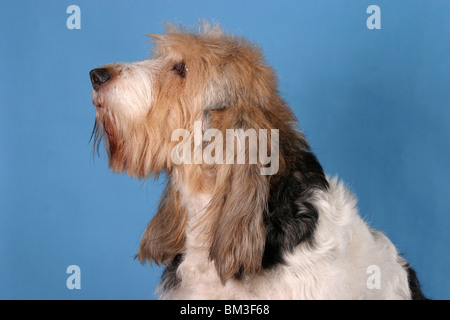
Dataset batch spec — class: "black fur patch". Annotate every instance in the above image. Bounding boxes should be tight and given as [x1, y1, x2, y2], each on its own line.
[160, 254, 184, 293]
[405, 264, 428, 300]
[262, 143, 328, 270]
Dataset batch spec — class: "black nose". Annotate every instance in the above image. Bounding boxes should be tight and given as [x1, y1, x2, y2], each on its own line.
[90, 68, 111, 89]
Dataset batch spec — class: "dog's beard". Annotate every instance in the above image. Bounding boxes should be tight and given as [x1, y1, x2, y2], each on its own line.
[90, 118, 105, 157]
[90, 116, 116, 158]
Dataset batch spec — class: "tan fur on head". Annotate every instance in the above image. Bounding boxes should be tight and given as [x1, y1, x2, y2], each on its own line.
[92, 22, 301, 283]
[208, 163, 268, 282]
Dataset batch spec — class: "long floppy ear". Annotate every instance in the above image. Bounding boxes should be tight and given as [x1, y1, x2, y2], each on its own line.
[204, 105, 275, 283]
[208, 162, 268, 284]
[137, 181, 187, 265]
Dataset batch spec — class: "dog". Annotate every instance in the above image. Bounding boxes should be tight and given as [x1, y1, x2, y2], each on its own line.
[89, 22, 426, 299]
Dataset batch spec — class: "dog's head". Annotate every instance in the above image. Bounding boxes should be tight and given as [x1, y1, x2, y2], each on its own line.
[90, 22, 284, 178]
[90, 23, 327, 284]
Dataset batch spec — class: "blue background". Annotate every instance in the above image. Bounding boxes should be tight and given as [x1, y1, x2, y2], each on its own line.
[0, 0, 448, 299]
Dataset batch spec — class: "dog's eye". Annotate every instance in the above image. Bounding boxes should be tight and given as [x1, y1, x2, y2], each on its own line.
[172, 61, 187, 78]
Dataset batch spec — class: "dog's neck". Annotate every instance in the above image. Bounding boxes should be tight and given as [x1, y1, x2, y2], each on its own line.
[172, 166, 213, 250]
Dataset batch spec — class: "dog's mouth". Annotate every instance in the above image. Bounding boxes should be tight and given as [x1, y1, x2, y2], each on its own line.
[90, 115, 115, 157]
[91, 92, 104, 109]
[102, 119, 113, 136]
[91, 97, 112, 135]
[91, 88, 116, 140]
[92, 100, 102, 109]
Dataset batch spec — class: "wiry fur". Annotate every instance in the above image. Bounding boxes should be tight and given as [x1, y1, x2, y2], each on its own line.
[90, 22, 426, 299]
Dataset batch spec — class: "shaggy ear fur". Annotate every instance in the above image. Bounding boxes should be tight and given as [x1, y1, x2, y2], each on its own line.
[137, 181, 187, 265]
[208, 163, 268, 283]
[204, 104, 273, 283]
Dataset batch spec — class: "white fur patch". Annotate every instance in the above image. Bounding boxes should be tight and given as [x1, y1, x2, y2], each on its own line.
[160, 176, 411, 300]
